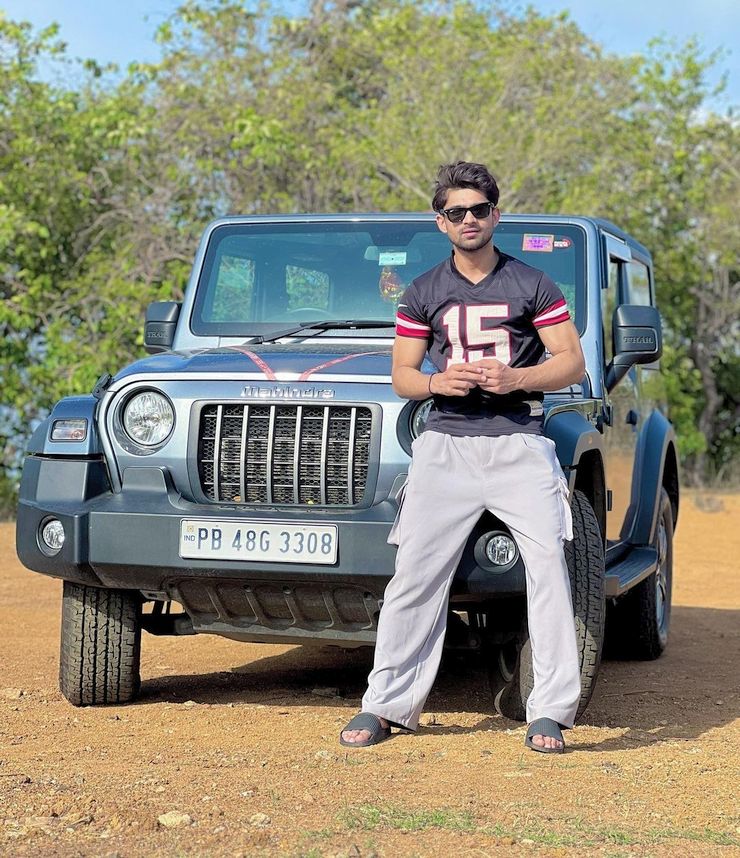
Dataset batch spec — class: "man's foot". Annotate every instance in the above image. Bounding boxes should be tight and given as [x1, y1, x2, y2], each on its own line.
[339, 712, 391, 747]
[528, 732, 564, 751]
[524, 717, 566, 754]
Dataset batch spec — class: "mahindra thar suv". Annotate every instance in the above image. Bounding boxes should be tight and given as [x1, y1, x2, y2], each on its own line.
[16, 213, 679, 719]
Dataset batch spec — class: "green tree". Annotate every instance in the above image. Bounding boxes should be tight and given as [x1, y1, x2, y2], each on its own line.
[1, 0, 737, 516]
[0, 16, 184, 512]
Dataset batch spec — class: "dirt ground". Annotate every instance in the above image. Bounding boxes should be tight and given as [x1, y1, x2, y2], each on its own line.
[1, 492, 738, 858]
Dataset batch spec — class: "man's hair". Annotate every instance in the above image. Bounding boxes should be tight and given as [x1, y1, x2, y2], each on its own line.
[432, 161, 500, 212]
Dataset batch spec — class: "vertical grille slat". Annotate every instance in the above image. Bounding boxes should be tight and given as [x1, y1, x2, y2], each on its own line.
[239, 405, 249, 503]
[266, 407, 276, 504]
[320, 406, 329, 506]
[213, 405, 223, 503]
[197, 403, 372, 507]
[347, 407, 357, 505]
[293, 406, 302, 505]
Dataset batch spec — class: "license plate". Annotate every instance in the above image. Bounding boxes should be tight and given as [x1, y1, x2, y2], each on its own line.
[179, 519, 338, 564]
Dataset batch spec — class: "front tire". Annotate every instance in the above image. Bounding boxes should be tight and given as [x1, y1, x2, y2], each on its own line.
[604, 488, 673, 659]
[59, 582, 142, 706]
[490, 489, 606, 721]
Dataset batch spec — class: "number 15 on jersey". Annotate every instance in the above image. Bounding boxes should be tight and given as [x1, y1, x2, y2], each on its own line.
[441, 304, 512, 367]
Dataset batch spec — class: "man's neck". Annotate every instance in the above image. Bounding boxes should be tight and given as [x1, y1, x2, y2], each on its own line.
[453, 244, 499, 284]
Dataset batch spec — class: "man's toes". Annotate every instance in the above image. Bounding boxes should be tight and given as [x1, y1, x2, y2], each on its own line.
[342, 729, 371, 744]
[529, 733, 563, 749]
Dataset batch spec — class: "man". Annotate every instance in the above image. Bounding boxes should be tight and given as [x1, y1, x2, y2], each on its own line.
[340, 161, 585, 753]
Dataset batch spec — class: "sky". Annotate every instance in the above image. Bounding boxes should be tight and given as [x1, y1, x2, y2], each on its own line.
[1, 0, 738, 107]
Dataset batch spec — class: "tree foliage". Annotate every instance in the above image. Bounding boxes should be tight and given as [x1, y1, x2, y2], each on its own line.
[0, 0, 737, 512]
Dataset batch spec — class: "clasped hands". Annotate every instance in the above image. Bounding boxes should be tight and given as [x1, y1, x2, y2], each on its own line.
[430, 359, 521, 397]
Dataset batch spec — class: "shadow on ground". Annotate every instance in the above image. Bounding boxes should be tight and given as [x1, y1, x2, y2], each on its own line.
[137, 604, 739, 751]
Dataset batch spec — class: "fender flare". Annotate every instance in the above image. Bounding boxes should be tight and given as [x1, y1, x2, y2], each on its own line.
[545, 409, 606, 537]
[546, 409, 605, 477]
[27, 396, 102, 456]
[27, 417, 52, 454]
[628, 410, 678, 546]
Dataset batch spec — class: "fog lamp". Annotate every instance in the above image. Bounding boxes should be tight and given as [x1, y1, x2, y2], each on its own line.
[484, 533, 517, 566]
[41, 519, 65, 552]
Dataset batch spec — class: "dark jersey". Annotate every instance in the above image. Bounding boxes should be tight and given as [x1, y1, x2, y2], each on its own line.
[395, 249, 570, 437]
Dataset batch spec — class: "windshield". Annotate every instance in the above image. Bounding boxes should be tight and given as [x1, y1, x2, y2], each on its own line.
[192, 219, 585, 337]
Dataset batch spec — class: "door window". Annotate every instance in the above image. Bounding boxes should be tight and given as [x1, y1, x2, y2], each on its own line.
[602, 260, 623, 364]
[628, 260, 652, 306]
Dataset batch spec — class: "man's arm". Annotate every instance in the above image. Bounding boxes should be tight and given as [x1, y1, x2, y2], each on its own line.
[475, 320, 585, 394]
[392, 335, 486, 400]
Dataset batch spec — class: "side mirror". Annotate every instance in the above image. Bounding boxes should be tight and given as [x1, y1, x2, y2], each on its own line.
[606, 304, 662, 391]
[144, 301, 181, 354]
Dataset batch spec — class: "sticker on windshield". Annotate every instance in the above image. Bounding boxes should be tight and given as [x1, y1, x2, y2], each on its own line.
[378, 251, 407, 266]
[554, 237, 572, 249]
[522, 234, 554, 252]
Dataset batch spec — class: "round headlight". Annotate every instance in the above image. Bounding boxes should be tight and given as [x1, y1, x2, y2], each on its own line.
[410, 399, 433, 439]
[123, 391, 174, 446]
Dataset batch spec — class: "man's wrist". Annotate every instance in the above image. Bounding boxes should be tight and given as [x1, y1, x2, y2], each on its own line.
[512, 366, 530, 391]
[428, 372, 438, 395]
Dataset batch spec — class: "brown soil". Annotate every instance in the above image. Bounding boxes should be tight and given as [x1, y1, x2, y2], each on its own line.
[1, 493, 738, 857]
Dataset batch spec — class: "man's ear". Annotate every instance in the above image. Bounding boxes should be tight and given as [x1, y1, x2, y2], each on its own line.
[435, 212, 448, 235]
[492, 207, 501, 227]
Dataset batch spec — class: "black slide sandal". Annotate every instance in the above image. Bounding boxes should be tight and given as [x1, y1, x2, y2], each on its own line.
[339, 712, 391, 748]
[525, 717, 566, 754]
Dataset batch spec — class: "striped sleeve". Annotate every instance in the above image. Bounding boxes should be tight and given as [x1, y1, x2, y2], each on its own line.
[395, 286, 431, 339]
[532, 274, 570, 329]
[533, 297, 570, 328]
[395, 309, 432, 338]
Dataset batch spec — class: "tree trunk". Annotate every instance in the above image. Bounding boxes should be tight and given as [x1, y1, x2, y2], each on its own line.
[686, 266, 731, 485]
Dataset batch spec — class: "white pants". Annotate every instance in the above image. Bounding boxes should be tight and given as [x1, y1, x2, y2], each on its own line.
[362, 431, 581, 730]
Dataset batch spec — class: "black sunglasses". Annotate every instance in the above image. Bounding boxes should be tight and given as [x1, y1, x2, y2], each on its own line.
[440, 202, 495, 223]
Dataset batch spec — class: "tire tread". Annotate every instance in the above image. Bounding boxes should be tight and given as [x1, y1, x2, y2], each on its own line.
[59, 583, 141, 706]
[604, 489, 673, 660]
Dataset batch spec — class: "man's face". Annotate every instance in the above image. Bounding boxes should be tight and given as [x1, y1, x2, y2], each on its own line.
[435, 188, 499, 252]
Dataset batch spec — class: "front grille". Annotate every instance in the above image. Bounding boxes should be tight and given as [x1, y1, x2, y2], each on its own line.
[197, 404, 373, 506]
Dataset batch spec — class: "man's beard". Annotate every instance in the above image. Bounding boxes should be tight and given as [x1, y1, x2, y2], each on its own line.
[450, 231, 492, 252]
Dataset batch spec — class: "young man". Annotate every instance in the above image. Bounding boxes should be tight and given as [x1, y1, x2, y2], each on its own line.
[340, 162, 585, 753]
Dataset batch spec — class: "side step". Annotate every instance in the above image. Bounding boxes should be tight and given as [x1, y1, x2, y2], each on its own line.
[605, 546, 658, 597]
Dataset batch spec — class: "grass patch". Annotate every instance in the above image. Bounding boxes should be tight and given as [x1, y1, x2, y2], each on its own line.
[482, 825, 589, 848]
[339, 803, 475, 833]
[337, 804, 740, 850]
[647, 827, 740, 847]
[603, 828, 638, 845]
[301, 828, 334, 841]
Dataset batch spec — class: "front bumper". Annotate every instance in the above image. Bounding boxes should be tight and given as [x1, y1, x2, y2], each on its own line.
[17, 456, 526, 644]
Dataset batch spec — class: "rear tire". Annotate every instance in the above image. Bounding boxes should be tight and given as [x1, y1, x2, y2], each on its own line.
[490, 490, 606, 722]
[59, 582, 142, 706]
[604, 488, 673, 660]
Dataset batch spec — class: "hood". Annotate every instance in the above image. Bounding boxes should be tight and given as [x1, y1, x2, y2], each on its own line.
[114, 342, 396, 382]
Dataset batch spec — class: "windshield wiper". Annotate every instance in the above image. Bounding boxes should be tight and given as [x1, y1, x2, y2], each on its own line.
[254, 319, 395, 344]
